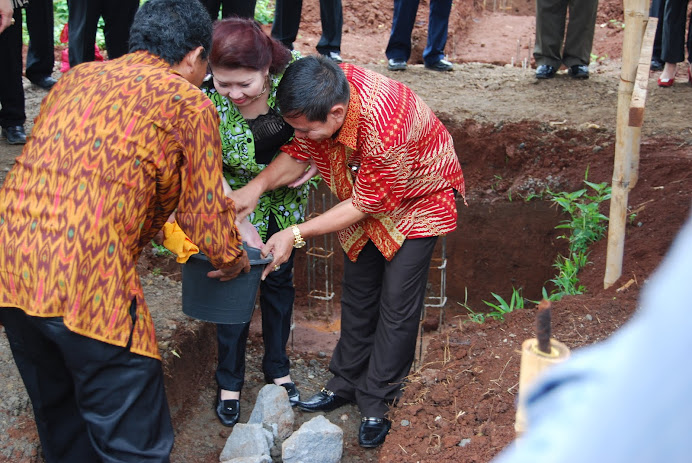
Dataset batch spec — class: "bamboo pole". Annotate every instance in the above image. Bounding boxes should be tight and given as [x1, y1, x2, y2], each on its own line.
[604, 0, 649, 290]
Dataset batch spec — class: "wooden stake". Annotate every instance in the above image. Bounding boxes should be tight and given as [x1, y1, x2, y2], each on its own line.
[629, 17, 658, 188]
[604, 0, 649, 290]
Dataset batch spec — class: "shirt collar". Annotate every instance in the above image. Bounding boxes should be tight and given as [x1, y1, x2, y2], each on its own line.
[335, 82, 360, 150]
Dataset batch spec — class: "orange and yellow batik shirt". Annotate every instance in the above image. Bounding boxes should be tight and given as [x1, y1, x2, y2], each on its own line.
[281, 63, 466, 262]
[0, 51, 243, 359]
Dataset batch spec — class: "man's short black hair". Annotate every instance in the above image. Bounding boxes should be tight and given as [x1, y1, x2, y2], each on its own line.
[277, 55, 350, 122]
[128, 0, 212, 65]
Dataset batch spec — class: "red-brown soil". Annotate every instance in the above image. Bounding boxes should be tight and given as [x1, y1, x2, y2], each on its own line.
[1, 0, 691, 462]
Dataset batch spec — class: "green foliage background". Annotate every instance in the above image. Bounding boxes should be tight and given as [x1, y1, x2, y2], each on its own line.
[21, 0, 276, 49]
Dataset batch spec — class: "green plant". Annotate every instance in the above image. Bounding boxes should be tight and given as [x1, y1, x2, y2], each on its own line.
[481, 287, 525, 321]
[457, 288, 486, 324]
[151, 241, 175, 258]
[151, 267, 162, 276]
[254, 0, 275, 25]
[549, 179, 611, 254]
[550, 253, 586, 295]
[544, 172, 611, 298]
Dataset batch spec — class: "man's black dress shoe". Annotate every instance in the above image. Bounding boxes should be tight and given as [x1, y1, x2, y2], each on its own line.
[425, 59, 453, 72]
[280, 382, 301, 406]
[30, 75, 58, 90]
[568, 64, 589, 79]
[296, 388, 349, 412]
[535, 64, 556, 79]
[651, 58, 664, 72]
[358, 417, 391, 448]
[2, 126, 27, 145]
[215, 392, 240, 427]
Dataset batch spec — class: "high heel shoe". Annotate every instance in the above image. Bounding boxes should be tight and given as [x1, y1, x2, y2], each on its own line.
[658, 76, 675, 87]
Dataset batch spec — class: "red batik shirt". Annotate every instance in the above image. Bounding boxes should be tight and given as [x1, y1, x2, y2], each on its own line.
[0, 52, 243, 359]
[281, 63, 465, 261]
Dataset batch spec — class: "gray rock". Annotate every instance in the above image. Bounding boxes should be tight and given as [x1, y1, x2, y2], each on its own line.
[282, 415, 343, 463]
[248, 384, 295, 440]
[219, 423, 273, 462]
[220, 456, 272, 463]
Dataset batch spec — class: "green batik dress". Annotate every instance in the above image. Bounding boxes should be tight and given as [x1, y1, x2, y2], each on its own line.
[201, 53, 313, 242]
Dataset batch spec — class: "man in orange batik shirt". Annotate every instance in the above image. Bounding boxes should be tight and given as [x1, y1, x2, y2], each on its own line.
[232, 55, 465, 449]
[0, 1, 249, 461]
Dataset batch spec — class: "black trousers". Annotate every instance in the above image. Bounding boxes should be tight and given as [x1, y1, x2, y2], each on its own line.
[661, 0, 692, 64]
[0, 305, 174, 463]
[271, 0, 342, 54]
[650, 0, 665, 62]
[327, 237, 437, 418]
[68, 0, 139, 66]
[0, 8, 25, 129]
[25, 0, 55, 81]
[216, 217, 296, 391]
[201, 0, 257, 20]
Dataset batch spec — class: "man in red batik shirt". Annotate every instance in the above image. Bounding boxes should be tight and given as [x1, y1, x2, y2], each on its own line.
[232, 55, 465, 449]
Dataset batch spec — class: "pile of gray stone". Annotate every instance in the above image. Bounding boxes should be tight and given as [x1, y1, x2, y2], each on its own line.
[219, 384, 343, 463]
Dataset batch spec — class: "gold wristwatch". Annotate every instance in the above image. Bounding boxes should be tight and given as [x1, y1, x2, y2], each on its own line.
[291, 225, 306, 248]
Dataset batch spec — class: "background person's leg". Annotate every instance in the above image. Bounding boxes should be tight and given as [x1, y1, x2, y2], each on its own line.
[271, 0, 303, 50]
[316, 0, 343, 56]
[562, 0, 598, 67]
[67, 0, 100, 66]
[220, 0, 257, 19]
[533, 0, 568, 68]
[422, 0, 452, 66]
[101, 0, 139, 60]
[25, 0, 55, 83]
[660, 0, 688, 64]
[385, 0, 420, 62]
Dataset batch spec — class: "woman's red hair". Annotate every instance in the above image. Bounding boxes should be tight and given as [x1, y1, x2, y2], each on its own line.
[210, 17, 291, 74]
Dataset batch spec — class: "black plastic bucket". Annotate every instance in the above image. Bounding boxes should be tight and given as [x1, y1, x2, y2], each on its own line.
[181, 246, 272, 324]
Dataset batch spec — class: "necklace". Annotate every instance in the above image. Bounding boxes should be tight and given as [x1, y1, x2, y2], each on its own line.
[250, 81, 268, 103]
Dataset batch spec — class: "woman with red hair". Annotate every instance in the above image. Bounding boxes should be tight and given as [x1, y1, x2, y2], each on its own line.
[202, 17, 314, 427]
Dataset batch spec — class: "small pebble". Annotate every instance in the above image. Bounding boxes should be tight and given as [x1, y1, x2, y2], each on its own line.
[400, 419, 410, 427]
[340, 414, 349, 422]
[585, 314, 593, 321]
[458, 438, 472, 447]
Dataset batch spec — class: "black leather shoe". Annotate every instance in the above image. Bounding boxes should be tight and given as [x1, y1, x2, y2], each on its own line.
[296, 388, 349, 412]
[2, 126, 27, 145]
[425, 59, 453, 72]
[568, 64, 589, 79]
[650, 58, 664, 72]
[280, 382, 301, 406]
[29, 75, 58, 90]
[215, 391, 240, 427]
[535, 64, 556, 79]
[358, 417, 391, 448]
[388, 59, 407, 71]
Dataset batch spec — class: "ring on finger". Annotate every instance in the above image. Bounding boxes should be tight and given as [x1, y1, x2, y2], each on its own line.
[273, 265, 280, 272]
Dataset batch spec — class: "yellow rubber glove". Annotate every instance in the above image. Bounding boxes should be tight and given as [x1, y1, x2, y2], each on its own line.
[162, 221, 199, 263]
